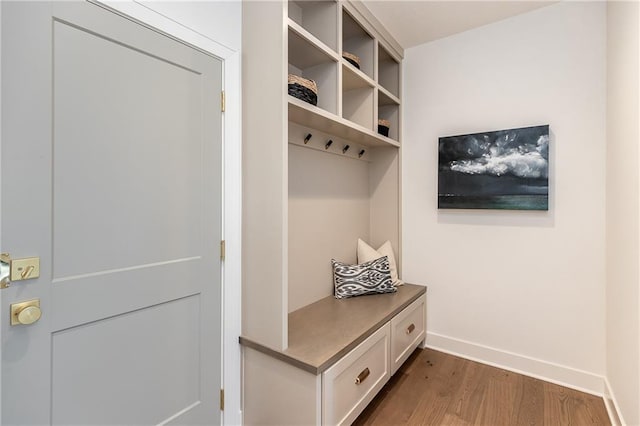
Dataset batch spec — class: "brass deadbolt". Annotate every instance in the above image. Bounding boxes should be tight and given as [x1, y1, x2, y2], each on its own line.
[10, 299, 42, 326]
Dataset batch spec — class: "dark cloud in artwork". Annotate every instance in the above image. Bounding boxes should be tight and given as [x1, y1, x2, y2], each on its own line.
[438, 125, 549, 179]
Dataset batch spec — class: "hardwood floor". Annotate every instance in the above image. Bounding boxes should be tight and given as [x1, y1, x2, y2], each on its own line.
[353, 348, 610, 425]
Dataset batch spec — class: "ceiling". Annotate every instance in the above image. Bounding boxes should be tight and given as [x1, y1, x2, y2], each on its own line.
[362, 1, 558, 49]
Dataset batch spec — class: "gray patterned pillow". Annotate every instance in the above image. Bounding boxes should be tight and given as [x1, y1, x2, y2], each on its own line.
[332, 256, 396, 299]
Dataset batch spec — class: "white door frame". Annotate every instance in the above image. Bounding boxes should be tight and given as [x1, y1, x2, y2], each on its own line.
[0, 1, 243, 424]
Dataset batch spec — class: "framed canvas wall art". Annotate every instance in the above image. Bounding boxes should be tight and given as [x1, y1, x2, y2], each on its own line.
[438, 125, 549, 210]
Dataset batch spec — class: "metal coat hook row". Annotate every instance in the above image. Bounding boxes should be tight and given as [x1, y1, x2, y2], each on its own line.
[298, 132, 364, 159]
[304, 133, 312, 144]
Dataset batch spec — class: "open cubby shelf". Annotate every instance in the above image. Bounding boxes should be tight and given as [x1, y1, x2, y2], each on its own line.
[288, 24, 339, 115]
[378, 43, 400, 98]
[342, 9, 375, 79]
[342, 61, 375, 130]
[378, 105, 399, 141]
[288, 1, 338, 52]
[378, 87, 400, 141]
[343, 87, 374, 129]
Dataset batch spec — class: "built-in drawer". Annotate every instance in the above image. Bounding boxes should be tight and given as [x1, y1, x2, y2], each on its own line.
[321, 323, 390, 426]
[390, 295, 426, 374]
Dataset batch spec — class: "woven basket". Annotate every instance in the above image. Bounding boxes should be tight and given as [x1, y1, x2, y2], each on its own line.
[342, 51, 361, 69]
[378, 119, 391, 137]
[288, 74, 318, 106]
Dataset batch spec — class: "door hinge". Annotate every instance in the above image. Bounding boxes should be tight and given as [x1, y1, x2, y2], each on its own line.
[220, 388, 224, 411]
[221, 91, 225, 112]
[220, 240, 225, 261]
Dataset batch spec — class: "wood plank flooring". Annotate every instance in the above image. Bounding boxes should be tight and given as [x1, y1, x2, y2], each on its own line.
[353, 348, 610, 425]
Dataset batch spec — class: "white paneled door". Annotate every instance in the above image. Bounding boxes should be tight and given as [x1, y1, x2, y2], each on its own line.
[1, 1, 223, 424]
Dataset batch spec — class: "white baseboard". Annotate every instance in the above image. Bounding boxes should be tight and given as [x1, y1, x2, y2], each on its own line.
[425, 332, 605, 396]
[603, 377, 625, 426]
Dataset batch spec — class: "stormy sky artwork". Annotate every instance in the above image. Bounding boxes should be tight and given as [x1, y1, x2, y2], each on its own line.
[438, 125, 549, 210]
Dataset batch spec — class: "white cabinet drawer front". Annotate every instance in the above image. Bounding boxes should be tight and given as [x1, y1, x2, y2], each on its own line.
[391, 296, 425, 374]
[322, 323, 390, 426]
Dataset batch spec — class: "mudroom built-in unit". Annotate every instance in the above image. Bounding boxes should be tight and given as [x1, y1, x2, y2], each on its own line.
[241, 1, 426, 424]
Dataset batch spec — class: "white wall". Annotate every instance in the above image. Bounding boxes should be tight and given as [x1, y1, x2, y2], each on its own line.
[606, 1, 640, 424]
[137, 1, 240, 52]
[288, 145, 371, 312]
[402, 2, 607, 393]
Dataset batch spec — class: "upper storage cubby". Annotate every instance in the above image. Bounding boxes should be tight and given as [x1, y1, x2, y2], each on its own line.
[378, 88, 400, 141]
[288, 26, 339, 115]
[342, 63, 374, 130]
[288, 1, 338, 52]
[378, 43, 400, 98]
[342, 9, 375, 79]
[285, 1, 403, 147]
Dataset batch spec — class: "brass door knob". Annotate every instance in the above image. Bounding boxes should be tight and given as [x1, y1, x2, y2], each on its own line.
[17, 305, 41, 325]
[10, 299, 42, 325]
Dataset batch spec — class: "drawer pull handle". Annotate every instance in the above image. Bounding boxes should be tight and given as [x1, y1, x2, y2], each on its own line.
[406, 323, 416, 335]
[355, 368, 370, 385]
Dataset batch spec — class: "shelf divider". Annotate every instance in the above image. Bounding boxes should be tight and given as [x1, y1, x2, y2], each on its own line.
[378, 85, 400, 106]
[288, 19, 340, 64]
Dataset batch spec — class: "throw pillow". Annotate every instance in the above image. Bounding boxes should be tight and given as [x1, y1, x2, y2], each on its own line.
[332, 256, 396, 299]
[357, 239, 404, 286]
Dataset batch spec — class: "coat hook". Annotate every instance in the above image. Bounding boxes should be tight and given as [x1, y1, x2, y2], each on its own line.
[342, 145, 350, 154]
[304, 133, 312, 144]
[325, 139, 333, 150]
[358, 149, 366, 158]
